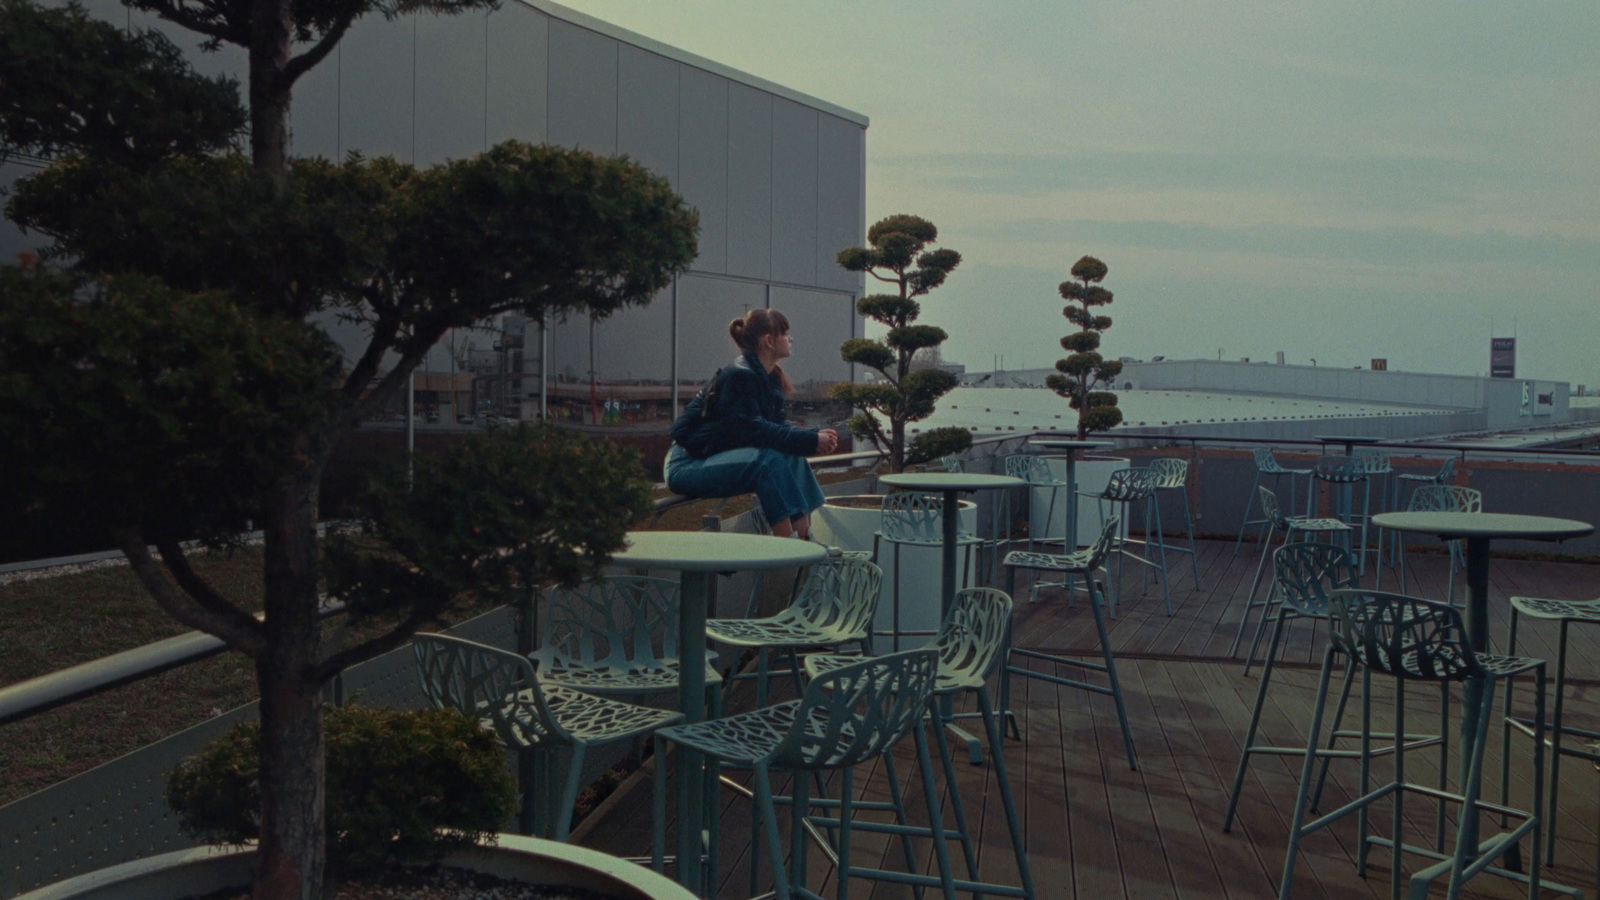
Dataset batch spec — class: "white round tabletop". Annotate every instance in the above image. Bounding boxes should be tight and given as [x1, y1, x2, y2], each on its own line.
[879, 473, 1025, 492]
[1317, 435, 1383, 443]
[1371, 511, 1593, 542]
[611, 531, 827, 571]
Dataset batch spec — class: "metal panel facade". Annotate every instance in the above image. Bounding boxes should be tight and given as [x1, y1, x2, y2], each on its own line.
[677, 67, 731, 274]
[338, 15, 416, 161]
[770, 99, 819, 286]
[547, 18, 617, 154]
[617, 45, 680, 181]
[726, 82, 774, 281]
[415, 12, 489, 165]
[486, 6, 549, 146]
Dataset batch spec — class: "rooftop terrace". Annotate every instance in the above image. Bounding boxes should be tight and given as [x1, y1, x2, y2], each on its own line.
[577, 536, 1600, 899]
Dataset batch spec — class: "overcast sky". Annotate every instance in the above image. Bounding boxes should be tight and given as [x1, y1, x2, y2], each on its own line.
[557, 0, 1600, 385]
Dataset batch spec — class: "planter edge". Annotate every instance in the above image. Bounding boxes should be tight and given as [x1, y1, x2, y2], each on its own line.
[15, 835, 697, 900]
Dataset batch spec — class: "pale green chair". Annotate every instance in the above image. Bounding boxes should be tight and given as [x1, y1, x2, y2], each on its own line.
[1505, 595, 1600, 870]
[1229, 485, 1351, 664]
[1234, 447, 1312, 555]
[872, 491, 981, 651]
[531, 576, 722, 707]
[414, 633, 680, 840]
[704, 556, 881, 706]
[1001, 516, 1137, 769]
[1146, 457, 1200, 585]
[1226, 544, 1443, 839]
[1278, 591, 1553, 900]
[804, 587, 1037, 900]
[1005, 454, 1069, 553]
[1380, 484, 1481, 605]
[652, 649, 957, 900]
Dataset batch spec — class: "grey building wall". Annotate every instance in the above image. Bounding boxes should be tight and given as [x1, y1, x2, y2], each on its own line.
[0, 0, 869, 413]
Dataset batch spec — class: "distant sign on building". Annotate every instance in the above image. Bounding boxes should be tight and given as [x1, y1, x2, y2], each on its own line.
[1371, 359, 1387, 371]
[1490, 337, 1516, 378]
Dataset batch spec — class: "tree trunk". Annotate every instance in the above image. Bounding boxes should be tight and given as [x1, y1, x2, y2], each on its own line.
[248, 0, 293, 181]
[253, 467, 327, 900]
[891, 420, 905, 474]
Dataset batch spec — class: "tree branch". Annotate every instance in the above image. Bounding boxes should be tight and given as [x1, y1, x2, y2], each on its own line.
[312, 594, 448, 682]
[154, 538, 267, 629]
[136, 0, 235, 41]
[281, 13, 355, 88]
[114, 529, 267, 657]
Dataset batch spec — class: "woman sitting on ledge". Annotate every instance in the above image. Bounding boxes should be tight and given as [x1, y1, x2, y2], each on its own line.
[666, 308, 839, 539]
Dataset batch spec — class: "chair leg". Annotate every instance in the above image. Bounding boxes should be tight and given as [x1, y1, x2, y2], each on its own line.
[912, 719, 960, 900]
[518, 746, 539, 835]
[1224, 605, 1294, 832]
[926, 701, 982, 892]
[1546, 621, 1570, 866]
[1234, 469, 1264, 555]
[837, 766, 854, 900]
[1240, 578, 1280, 677]
[1308, 655, 1360, 814]
[1278, 644, 1340, 900]
[555, 743, 588, 842]
[977, 686, 1036, 900]
[651, 735, 668, 872]
[790, 765, 810, 895]
[753, 762, 791, 900]
[881, 753, 924, 900]
[1088, 576, 1137, 770]
[1181, 488, 1199, 586]
[1230, 522, 1278, 658]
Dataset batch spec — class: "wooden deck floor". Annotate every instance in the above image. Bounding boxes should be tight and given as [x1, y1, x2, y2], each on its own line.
[575, 538, 1600, 899]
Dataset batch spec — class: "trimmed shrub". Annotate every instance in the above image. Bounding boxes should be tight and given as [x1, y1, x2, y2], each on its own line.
[168, 704, 516, 877]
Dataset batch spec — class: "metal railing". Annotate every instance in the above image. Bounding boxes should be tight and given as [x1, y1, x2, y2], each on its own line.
[0, 433, 1034, 732]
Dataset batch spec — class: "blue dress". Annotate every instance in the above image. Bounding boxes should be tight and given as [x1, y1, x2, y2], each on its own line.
[665, 351, 827, 523]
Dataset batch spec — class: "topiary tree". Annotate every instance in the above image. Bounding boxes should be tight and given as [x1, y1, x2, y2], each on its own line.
[834, 214, 972, 472]
[0, 3, 698, 896]
[1045, 255, 1124, 439]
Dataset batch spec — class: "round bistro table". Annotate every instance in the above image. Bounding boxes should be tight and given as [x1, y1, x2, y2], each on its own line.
[1369, 512, 1592, 652]
[1029, 439, 1113, 552]
[610, 530, 826, 894]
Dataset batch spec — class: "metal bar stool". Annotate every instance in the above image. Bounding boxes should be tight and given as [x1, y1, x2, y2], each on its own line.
[1229, 485, 1350, 666]
[1146, 457, 1200, 586]
[1080, 466, 1170, 616]
[1224, 544, 1443, 835]
[1234, 447, 1312, 555]
[1001, 516, 1138, 769]
[414, 634, 681, 841]
[1377, 484, 1481, 604]
[1353, 446, 1394, 569]
[805, 587, 1037, 900]
[872, 491, 982, 651]
[1505, 595, 1600, 869]
[1278, 590, 1561, 900]
[652, 649, 958, 900]
[1004, 453, 1069, 553]
[1310, 454, 1369, 574]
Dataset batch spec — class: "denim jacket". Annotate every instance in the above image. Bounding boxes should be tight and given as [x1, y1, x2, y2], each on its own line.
[670, 351, 818, 459]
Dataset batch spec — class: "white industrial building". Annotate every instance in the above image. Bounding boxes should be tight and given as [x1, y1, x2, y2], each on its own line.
[0, 0, 869, 428]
